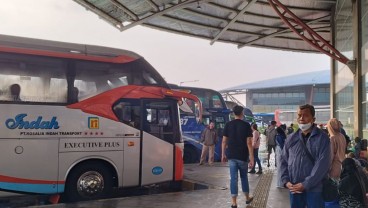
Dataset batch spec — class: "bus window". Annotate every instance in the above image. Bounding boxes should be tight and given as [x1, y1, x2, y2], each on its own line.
[50, 78, 67, 102]
[142, 70, 158, 85]
[73, 79, 98, 100]
[143, 101, 177, 143]
[158, 110, 170, 126]
[0, 53, 67, 103]
[113, 100, 141, 129]
[73, 60, 166, 101]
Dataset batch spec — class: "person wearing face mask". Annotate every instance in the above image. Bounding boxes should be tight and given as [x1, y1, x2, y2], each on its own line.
[280, 104, 331, 208]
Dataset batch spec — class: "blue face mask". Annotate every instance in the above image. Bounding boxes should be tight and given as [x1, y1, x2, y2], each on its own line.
[299, 123, 312, 131]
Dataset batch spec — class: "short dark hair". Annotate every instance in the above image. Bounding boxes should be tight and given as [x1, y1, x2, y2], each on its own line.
[280, 124, 286, 131]
[270, 120, 276, 125]
[233, 105, 244, 116]
[276, 126, 285, 135]
[251, 123, 258, 130]
[299, 104, 315, 117]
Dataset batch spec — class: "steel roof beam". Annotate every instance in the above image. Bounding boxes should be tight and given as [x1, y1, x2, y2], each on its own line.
[143, 23, 319, 53]
[207, 2, 280, 20]
[256, 1, 331, 12]
[172, 2, 329, 31]
[210, 0, 258, 45]
[238, 14, 330, 48]
[207, 2, 325, 22]
[74, 0, 123, 29]
[267, 0, 354, 69]
[107, 0, 138, 21]
[170, 3, 293, 31]
[120, 0, 212, 32]
[159, 14, 304, 39]
[144, 0, 160, 12]
[165, 3, 228, 24]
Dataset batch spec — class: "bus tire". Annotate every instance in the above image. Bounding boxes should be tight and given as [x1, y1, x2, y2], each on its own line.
[64, 161, 113, 202]
[184, 146, 198, 164]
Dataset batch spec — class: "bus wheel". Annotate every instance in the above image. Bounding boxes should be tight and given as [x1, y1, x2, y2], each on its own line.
[183, 146, 198, 164]
[64, 161, 113, 202]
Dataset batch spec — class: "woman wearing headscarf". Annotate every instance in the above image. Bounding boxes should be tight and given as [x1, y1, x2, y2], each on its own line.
[326, 118, 346, 180]
[339, 158, 368, 208]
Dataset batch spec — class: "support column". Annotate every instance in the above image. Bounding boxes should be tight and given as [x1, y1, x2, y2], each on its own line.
[352, 0, 362, 138]
[330, 6, 336, 118]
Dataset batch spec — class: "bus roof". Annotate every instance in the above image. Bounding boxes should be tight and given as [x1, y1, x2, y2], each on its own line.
[0, 34, 140, 63]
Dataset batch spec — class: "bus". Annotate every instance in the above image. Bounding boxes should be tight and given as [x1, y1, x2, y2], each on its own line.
[0, 34, 202, 202]
[169, 85, 253, 163]
[253, 112, 275, 127]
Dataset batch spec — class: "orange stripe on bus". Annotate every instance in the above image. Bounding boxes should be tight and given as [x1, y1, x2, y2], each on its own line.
[175, 146, 184, 181]
[0, 175, 65, 184]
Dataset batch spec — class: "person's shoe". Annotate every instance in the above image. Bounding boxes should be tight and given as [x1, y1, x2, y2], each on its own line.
[246, 197, 254, 204]
[248, 170, 256, 174]
[231, 205, 237, 208]
[256, 170, 263, 174]
[198, 163, 203, 166]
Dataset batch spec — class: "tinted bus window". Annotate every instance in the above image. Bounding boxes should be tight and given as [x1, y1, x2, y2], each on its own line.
[0, 53, 67, 103]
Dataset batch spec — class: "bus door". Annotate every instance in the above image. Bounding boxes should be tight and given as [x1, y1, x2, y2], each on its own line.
[113, 99, 141, 187]
[140, 99, 179, 185]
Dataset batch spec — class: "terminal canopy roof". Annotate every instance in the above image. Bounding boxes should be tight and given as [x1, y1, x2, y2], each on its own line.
[74, 0, 335, 53]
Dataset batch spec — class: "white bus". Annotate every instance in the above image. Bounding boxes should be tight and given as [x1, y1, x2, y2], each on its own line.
[0, 34, 202, 202]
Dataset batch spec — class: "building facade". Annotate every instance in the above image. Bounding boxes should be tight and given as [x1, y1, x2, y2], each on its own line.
[333, 1, 367, 138]
[221, 70, 330, 126]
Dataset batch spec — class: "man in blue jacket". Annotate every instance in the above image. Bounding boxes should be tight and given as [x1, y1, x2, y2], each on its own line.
[280, 104, 330, 208]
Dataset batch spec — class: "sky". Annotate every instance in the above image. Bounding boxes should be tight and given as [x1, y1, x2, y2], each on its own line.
[0, 0, 330, 91]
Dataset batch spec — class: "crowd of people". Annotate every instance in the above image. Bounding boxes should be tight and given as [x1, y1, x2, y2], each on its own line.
[217, 104, 368, 208]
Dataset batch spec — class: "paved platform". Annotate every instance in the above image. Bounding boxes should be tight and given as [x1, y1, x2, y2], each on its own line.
[29, 161, 290, 208]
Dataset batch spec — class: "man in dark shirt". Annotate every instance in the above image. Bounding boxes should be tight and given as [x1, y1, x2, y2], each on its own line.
[222, 105, 254, 208]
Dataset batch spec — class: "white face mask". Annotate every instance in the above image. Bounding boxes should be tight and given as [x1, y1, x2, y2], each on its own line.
[299, 123, 312, 131]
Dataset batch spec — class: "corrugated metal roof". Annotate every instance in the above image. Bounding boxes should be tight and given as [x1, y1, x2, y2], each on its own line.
[220, 70, 330, 92]
[73, 0, 335, 53]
